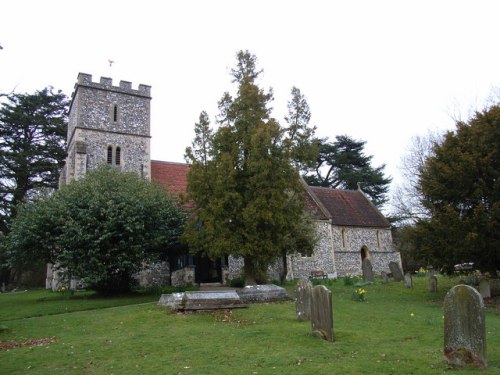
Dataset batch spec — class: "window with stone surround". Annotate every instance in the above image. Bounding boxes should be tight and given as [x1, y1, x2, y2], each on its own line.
[115, 147, 121, 166]
[107, 146, 113, 164]
[113, 104, 118, 123]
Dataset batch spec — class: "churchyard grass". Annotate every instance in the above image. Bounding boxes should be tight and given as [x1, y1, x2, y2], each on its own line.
[1, 276, 499, 374]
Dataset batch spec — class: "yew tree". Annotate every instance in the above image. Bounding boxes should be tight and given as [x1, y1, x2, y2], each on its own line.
[184, 51, 317, 284]
[413, 105, 500, 275]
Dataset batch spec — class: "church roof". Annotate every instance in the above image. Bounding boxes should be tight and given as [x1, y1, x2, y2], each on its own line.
[306, 186, 390, 228]
[151, 160, 189, 196]
[151, 160, 390, 228]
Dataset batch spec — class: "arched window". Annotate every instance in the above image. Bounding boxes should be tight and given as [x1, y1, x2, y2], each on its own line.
[107, 146, 113, 164]
[341, 228, 346, 249]
[113, 105, 118, 122]
[115, 147, 121, 166]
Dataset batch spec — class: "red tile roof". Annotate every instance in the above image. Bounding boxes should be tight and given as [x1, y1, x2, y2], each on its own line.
[306, 186, 390, 228]
[151, 160, 189, 196]
[151, 160, 389, 228]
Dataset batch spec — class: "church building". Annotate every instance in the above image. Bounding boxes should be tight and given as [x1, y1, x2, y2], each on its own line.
[51, 73, 401, 288]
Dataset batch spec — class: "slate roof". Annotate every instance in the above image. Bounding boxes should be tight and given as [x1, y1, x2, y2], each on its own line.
[150, 160, 189, 196]
[306, 186, 390, 228]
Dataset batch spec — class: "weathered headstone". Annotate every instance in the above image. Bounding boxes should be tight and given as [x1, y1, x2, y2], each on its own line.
[389, 261, 404, 281]
[404, 272, 413, 288]
[237, 284, 291, 304]
[428, 275, 438, 293]
[444, 285, 487, 368]
[479, 279, 491, 299]
[158, 290, 246, 311]
[310, 285, 334, 342]
[380, 271, 389, 284]
[295, 278, 312, 321]
[362, 258, 374, 283]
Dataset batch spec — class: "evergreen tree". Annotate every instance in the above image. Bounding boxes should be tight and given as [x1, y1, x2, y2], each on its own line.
[6, 166, 186, 294]
[283, 87, 318, 171]
[304, 135, 392, 207]
[0, 88, 68, 234]
[412, 105, 500, 275]
[183, 51, 316, 284]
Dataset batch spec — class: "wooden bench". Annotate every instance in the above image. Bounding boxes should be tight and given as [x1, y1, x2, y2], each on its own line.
[309, 270, 328, 280]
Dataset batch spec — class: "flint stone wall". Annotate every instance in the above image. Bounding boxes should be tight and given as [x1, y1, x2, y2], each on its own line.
[133, 261, 170, 287]
[64, 73, 151, 184]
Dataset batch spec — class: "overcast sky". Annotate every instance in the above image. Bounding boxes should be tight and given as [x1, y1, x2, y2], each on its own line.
[2, 0, 500, 203]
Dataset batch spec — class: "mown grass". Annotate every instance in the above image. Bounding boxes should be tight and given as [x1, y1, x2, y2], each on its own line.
[0, 276, 498, 374]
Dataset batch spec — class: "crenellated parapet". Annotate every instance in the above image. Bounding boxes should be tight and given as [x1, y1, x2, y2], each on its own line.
[73, 73, 151, 99]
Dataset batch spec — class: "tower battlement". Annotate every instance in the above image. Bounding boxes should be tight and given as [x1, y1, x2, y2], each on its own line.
[74, 72, 151, 98]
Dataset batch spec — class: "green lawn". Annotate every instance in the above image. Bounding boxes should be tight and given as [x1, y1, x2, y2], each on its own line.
[0, 276, 498, 374]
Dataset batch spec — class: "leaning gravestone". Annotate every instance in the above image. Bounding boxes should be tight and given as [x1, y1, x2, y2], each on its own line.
[479, 279, 491, 299]
[428, 275, 438, 293]
[389, 261, 404, 281]
[404, 272, 413, 288]
[443, 285, 487, 368]
[362, 258, 374, 283]
[237, 284, 291, 304]
[310, 285, 334, 342]
[381, 271, 389, 284]
[295, 278, 313, 321]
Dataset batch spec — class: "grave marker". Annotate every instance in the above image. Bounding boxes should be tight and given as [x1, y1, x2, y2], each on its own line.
[479, 279, 491, 299]
[404, 272, 413, 288]
[444, 285, 487, 368]
[428, 275, 438, 293]
[380, 271, 389, 283]
[295, 278, 312, 321]
[311, 285, 334, 342]
[362, 258, 374, 283]
[389, 261, 404, 281]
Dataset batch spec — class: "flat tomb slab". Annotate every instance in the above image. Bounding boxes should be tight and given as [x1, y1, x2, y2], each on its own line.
[237, 284, 291, 304]
[158, 290, 247, 311]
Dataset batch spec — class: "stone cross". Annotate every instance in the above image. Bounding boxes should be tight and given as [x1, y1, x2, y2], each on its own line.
[427, 275, 438, 293]
[443, 285, 487, 368]
[479, 279, 491, 299]
[311, 285, 334, 342]
[295, 278, 312, 321]
[404, 272, 413, 288]
[362, 258, 374, 283]
[389, 261, 404, 281]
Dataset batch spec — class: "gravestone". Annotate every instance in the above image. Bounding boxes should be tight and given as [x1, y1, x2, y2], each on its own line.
[428, 275, 438, 293]
[479, 279, 491, 299]
[404, 272, 413, 288]
[158, 290, 246, 311]
[389, 261, 404, 281]
[381, 271, 389, 284]
[443, 285, 487, 368]
[237, 284, 291, 304]
[310, 285, 334, 342]
[295, 278, 313, 321]
[362, 258, 374, 282]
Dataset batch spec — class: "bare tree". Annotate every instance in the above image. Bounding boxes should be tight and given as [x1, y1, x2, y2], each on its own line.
[390, 130, 443, 223]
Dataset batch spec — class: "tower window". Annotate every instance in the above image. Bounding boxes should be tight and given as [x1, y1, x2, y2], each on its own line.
[113, 105, 118, 122]
[107, 146, 113, 164]
[115, 147, 121, 165]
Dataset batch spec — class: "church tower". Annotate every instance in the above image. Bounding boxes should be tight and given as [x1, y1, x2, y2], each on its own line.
[60, 73, 152, 184]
